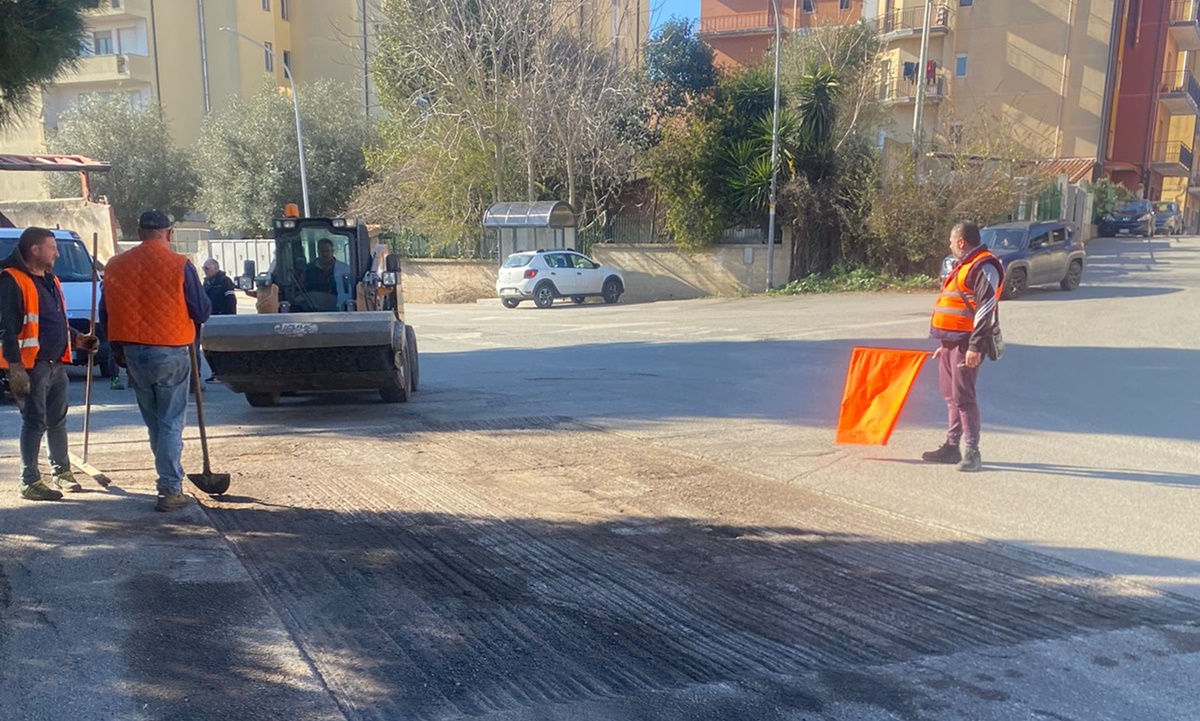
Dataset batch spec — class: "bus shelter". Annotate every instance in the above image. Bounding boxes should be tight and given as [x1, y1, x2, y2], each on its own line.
[483, 201, 576, 263]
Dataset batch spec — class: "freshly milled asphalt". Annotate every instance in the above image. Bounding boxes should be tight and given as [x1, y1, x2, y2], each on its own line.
[2, 235, 1197, 720]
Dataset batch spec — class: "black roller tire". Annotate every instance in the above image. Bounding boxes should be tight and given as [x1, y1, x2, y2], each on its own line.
[405, 325, 420, 393]
[380, 350, 412, 403]
[503, 298, 520, 309]
[602, 278, 622, 304]
[246, 392, 279, 408]
[1003, 268, 1027, 300]
[1060, 260, 1083, 291]
[534, 283, 556, 309]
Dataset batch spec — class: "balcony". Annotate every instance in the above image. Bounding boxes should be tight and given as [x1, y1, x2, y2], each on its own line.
[698, 11, 790, 36]
[88, 0, 149, 21]
[876, 4, 950, 42]
[1159, 70, 1200, 115]
[1170, 0, 1200, 52]
[1152, 141, 1194, 177]
[57, 53, 155, 87]
[880, 75, 947, 105]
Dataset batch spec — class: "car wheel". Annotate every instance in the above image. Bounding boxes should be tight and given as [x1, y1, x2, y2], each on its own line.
[571, 296, 586, 305]
[245, 392, 279, 408]
[1060, 259, 1083, 291]
[1002, 268, 1027, 300]
[602, 277, 622, 304]
[502, 298, 520, 309]
[534, 282, 556, 309]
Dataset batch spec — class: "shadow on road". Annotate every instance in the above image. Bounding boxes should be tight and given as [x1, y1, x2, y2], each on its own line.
[3, 497, 1200, 720]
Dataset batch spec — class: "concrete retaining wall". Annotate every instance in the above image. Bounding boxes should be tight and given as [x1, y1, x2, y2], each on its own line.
[590, 243, 792, 303]
[0, 198, 119, 261]
[400, 258, 498, 304]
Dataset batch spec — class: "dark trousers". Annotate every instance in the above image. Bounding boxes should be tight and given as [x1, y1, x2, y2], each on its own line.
[17, 360, 71, 484]
[938, 342, 981, 450]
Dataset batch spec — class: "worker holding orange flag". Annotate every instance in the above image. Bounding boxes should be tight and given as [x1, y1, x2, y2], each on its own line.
[836, 222, 1003, 473]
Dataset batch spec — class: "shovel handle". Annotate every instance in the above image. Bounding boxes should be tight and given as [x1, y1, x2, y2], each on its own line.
[188, 342, 212, 475]
[83, 232, 100, 463]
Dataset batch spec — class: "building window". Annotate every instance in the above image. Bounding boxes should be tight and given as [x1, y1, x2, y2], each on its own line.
[281, 0, 290, 20]
[960, 0, 972, 5]
[262, 0, 270, 10]
[93, 31, 114, 55]
[112, 0, 122, 7]
[282, 50, 291, 74]
[264, 41, 274, 72]
[840, 0, 850, 9]
[803, 0, 816, 12]
[955, 53, 968, 77]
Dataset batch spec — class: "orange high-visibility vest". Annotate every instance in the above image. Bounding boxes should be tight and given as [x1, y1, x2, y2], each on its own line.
[0, 268, 72, 369]
[103, 242, 195, 347]
[930, 249, 1003, 340]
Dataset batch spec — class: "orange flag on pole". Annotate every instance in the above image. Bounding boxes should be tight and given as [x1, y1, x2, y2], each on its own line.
[835, 347, 931, 446]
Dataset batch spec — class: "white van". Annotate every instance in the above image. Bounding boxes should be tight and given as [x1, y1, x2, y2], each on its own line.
[0, 228, 114, 375]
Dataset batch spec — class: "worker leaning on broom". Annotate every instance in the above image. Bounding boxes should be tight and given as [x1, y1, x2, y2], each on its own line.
[0, 227, 99, 501]
[100, 210, 211, 513]
[922, 221, 1004, 473]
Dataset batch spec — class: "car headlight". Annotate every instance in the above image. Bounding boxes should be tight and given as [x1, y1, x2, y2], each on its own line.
[1103, 214, 1114, 222]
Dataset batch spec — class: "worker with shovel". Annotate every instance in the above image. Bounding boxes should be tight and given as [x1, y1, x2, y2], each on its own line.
[1, 228, 99, 501]
[100, 211, 211, 512]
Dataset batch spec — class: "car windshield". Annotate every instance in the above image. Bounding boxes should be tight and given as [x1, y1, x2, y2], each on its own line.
[274, 226, 356, 312]
[503, 255, 534, 268]
[1116, 201, 1151, 213]
[1153, 202, 1176, 213]
[0, 237, 94, 282]
[980, 228, 1025, 251]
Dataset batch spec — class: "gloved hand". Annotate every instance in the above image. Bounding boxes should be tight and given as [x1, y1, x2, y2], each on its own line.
[7, 364, 30, 401]
[74, 334, 100, 353]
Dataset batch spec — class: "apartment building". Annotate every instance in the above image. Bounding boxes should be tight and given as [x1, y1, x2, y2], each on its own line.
[1, 0, 648, 202]
[699, 0, 864, 69]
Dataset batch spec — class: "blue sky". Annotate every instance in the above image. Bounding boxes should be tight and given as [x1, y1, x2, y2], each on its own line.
[650, 0, 699, 30]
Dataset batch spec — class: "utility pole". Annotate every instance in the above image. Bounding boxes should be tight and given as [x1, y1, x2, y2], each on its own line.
[765, 0, 782, 291]
[911, 0, 934, 165]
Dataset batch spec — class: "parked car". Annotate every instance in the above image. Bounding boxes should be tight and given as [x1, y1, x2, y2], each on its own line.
[496, 249, 624, 308]
[1152, 201, 1184, 235]
[0, 228, 113, 401]
[940, 220, 1087, 300]
[1098, 199, 1156, 237]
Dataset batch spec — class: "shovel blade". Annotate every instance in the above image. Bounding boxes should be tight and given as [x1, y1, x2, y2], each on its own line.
[188, 472, 231, 496]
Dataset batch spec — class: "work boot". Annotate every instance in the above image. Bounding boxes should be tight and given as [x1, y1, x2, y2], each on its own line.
[20, 480, 63, 501]
[110, 376, 125, 390]
[958, 447, 983, 473]
[155, 493, 193, 512]
[52, 471, 83, 493]
[921, 443, 962, 464]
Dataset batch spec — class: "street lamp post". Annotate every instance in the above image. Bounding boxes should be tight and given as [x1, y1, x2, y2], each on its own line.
[219, 27, 311, 217]
[765, 0, 782, 292]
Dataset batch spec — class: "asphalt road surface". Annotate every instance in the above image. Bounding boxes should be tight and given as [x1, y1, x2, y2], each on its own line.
[1, 236, 1198, 720]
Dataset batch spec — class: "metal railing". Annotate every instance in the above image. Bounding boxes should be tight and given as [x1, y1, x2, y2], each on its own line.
[876, 4, 950, 35]
[880, 75, 946, 102]
[1152, 140, 1194, 169]
[1161, 69, 1200, 108]
[699, 11, 782, 35]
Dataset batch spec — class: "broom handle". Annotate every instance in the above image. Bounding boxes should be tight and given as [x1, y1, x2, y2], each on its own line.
[82, 232, 99, 463]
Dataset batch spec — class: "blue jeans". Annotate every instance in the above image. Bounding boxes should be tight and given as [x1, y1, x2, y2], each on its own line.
[124, 345, 190, 495]
[18, 360, 71, 484]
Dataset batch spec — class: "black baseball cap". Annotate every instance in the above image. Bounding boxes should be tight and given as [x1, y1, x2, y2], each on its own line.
[138, 209, 173, 230]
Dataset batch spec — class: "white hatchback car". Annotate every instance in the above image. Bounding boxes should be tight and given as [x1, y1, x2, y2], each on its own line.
[496, 249, 625, 308]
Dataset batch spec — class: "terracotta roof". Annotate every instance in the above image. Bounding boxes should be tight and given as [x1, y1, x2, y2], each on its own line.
[0, 154, 111, 172]
[1032, 158, 1096, 184]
